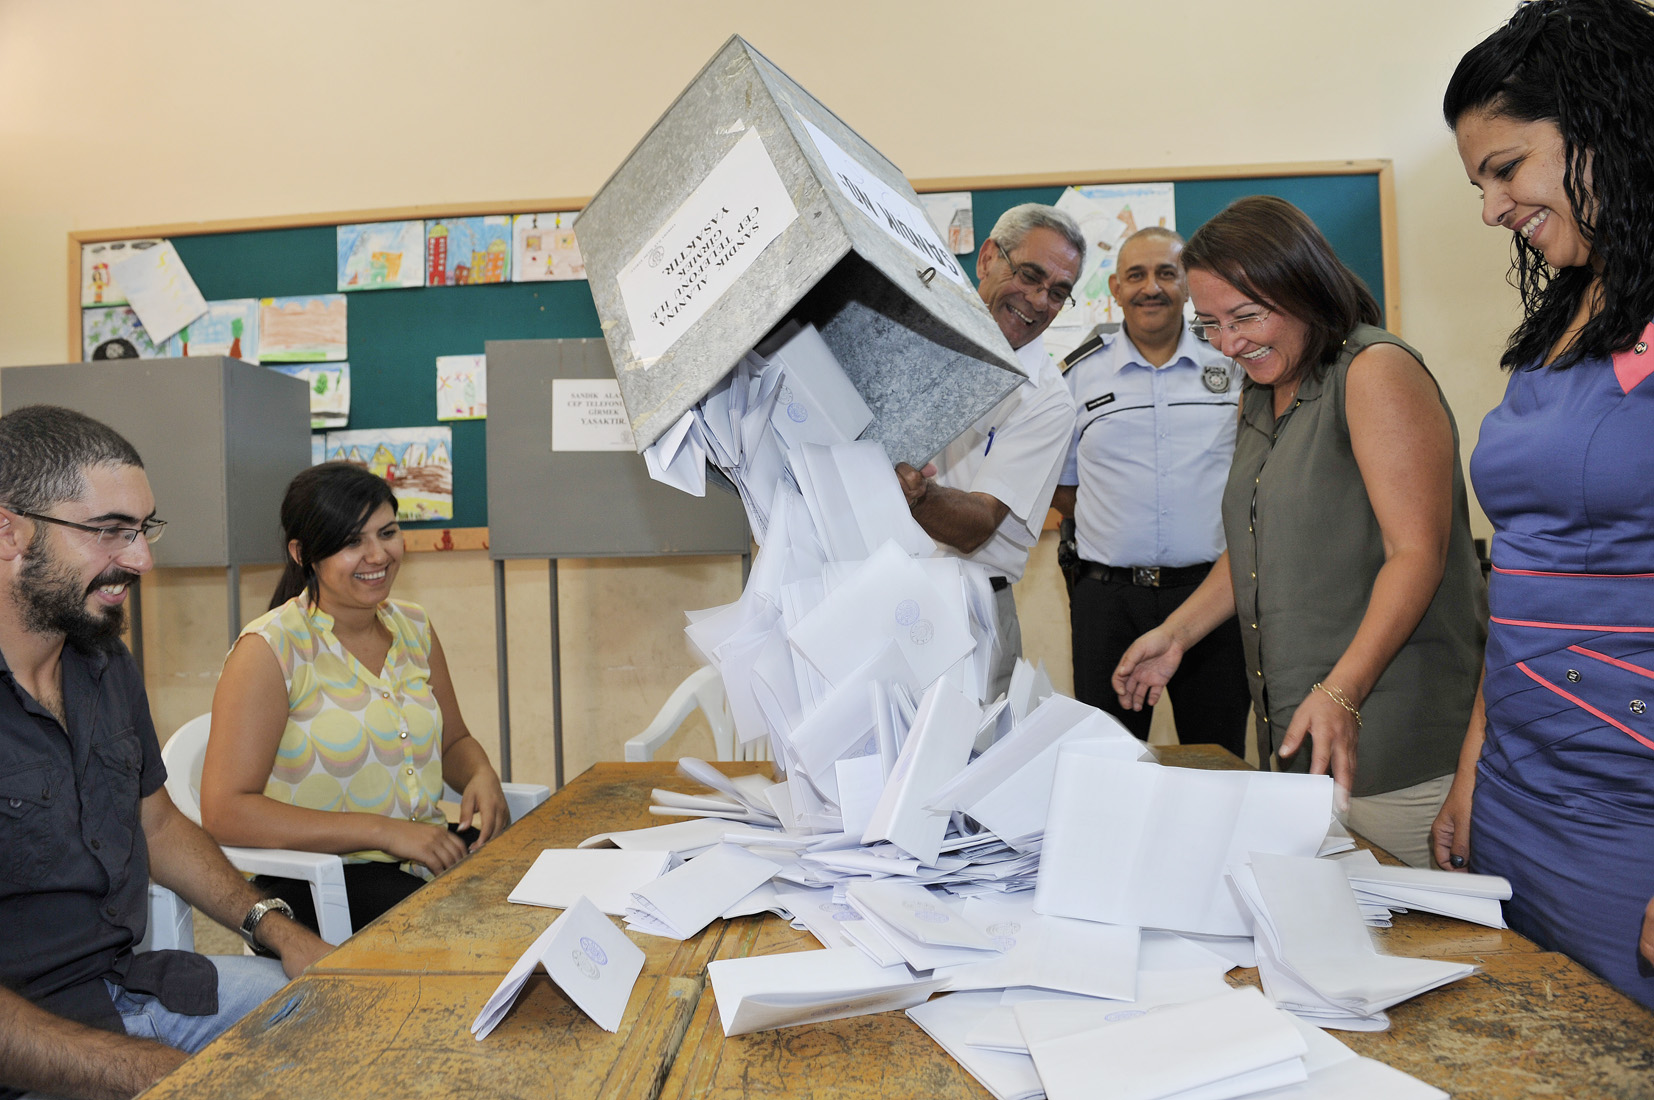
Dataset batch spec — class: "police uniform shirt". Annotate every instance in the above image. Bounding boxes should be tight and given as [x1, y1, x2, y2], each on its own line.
[931, 334, 1077, 582]
[1059, 324, 1241, 568]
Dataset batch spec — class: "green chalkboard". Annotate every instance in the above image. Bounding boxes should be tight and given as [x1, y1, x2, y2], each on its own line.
[168, 227, 601, 529]
[134, 167, 1385, 530]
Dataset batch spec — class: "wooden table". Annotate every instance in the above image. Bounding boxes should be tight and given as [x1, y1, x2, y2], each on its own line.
[142, 753, 1654, 1100]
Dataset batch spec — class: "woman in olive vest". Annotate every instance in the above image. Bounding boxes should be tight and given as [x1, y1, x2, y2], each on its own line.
[1112, 196, 1485, 867]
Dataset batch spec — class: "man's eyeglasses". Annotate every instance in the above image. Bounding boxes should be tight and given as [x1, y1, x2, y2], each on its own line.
[9, 509, 167, 548]
[994, 240, 1076, 309]
[1190, 309, 1272, 344]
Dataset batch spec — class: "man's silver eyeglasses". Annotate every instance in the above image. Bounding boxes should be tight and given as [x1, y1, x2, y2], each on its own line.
[994, 240, 1077, 309]
[10, 509, 167, 548]
[1190, 309, 1271, 344]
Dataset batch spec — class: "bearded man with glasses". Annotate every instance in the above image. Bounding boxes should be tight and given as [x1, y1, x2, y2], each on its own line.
[896, 203, 1082, 700]
[0, 405, 328, 1100]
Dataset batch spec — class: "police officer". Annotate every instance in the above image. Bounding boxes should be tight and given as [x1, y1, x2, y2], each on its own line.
[1052, 228, 1250, 754]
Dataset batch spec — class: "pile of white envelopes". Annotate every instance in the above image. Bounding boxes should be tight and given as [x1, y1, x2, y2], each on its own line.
[559, 323, 1473, 1099]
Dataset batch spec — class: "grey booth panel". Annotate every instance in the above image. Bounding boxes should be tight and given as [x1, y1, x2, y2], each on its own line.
[485, 338, 749, 559]
[0, 357, 310, 567]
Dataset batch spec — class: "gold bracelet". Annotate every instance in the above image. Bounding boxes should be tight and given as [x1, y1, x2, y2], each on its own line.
[1312, 681, 1363, 728]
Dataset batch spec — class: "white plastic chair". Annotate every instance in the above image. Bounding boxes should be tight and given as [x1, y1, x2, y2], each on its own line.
[624, 666, 766, 762]
[138, 883, 195, 952]
[163, 713, 550, 945]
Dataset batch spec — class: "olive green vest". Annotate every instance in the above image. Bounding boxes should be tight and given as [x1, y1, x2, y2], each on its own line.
[1223, 325, 1485, 796]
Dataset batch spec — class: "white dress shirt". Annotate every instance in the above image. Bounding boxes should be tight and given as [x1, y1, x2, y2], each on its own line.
[1059, 324, 1241, 568]
[931, 335, 1077, 581]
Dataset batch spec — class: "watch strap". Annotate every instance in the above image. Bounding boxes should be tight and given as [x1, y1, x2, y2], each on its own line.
[239, 896, 296, 951]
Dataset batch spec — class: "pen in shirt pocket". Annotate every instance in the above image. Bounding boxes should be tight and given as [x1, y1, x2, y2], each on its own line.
[984, 427, 996, 455]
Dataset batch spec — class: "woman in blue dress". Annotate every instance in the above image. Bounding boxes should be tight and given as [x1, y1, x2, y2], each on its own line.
[1438, 0, 1654, 1008]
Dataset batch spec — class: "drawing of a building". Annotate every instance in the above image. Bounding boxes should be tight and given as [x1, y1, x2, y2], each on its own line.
[473, 238, 508, 283]
[428, 223, 449, 286]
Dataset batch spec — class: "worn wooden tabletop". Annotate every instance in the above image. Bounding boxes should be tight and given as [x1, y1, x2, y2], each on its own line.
[142, 753, 1654, 1100]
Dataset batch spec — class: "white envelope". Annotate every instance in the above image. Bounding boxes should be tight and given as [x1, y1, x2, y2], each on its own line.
[789, 539, 974, 690]
[1234, 853, 1476, 1019]
[847, 881, 998, 950]
[721, 879, 786, 920]
[707, 947, 946, 1036]
[907, 991, 1046, 1100]
[1336, 851, 1512, 928]
[987, 969, 1236, 1053]
[936, 894, 1140, 1000]
[643, 410, 708, 496]
[766, 323, 874, 450]
[835, 753, 886, 837]
[1020, 987, 1310, 1100]
[931, 696, 1148, 845]
[1244, 1055, 1449, 1099]
[795, 441, 867, 561]
[1005, 658, 1055, 723]
[840, 912, 911, 968]
[471, 914, 561, 1041]
[862, 679, 981, 865]
[508, 849, 672, 916]
[773, 886, 863, 950]
[832, 440, 937, 559]
[788, 639, 917, 784]
[472, 896, 645, 1037]
[578, 817, 746, 856]
[676, 758, 780, 817]
[624, 842, 779, 940]
[1035, 755, 1333, 936]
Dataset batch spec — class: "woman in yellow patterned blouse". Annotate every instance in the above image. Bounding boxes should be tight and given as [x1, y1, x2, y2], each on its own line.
[200, 463, 508, 932]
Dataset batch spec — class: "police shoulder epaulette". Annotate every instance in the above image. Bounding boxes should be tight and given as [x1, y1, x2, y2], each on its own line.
[1060, 323, 1121, 375]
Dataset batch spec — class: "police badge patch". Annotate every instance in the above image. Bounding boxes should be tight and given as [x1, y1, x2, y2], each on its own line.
[1202, 363, 1231, 393]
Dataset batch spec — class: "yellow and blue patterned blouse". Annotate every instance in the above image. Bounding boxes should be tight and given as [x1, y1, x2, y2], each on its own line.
[240, 594, 445, 864]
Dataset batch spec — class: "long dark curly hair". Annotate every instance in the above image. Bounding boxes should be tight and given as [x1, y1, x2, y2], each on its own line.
[1444, 0, 1654, 371]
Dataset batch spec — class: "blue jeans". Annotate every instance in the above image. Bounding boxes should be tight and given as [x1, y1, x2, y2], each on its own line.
[107, 955, 289, 1053]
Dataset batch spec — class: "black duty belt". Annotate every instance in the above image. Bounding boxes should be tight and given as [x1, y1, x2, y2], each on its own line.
[1078, 561, 1214, 588]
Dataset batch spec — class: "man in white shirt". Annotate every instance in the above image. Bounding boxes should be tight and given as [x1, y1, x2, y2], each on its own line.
[1052, 228, 1250, 755]
[897, 204, 1082, 700]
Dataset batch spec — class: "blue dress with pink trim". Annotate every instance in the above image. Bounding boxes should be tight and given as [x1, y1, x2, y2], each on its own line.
[1469, 329, 1654, 1009]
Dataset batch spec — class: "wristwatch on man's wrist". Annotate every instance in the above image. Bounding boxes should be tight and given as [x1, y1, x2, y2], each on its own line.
[238, 897, 296, 951]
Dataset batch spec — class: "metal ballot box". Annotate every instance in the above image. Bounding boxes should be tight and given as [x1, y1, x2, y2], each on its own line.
[577, 35, 1023, 469]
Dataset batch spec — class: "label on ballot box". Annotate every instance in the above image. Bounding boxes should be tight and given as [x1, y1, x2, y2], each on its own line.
[616, 128, 798, 364]
[800, 117, 968, 289]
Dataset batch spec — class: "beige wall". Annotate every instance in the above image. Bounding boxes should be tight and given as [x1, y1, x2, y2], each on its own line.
[0, 0, 1523, 788]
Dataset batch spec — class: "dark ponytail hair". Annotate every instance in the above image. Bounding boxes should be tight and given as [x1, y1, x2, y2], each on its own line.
[1444, 0, 1654, 370]
[1182, 196, 1381, 379]
[270, 462, 398, 610]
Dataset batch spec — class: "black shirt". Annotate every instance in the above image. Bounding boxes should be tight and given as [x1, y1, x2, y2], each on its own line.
[0, 639, 214, 1041]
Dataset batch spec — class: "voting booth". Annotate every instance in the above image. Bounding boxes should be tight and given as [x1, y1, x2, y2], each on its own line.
[577, 34, 1022, 468]
[0, 356, 310, 661]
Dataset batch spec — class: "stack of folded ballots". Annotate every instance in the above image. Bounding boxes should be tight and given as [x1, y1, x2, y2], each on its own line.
[1334, 849, 1512, 928]
[1230, 852, 1477, 1030]
[501, 693, 1472, 1096]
